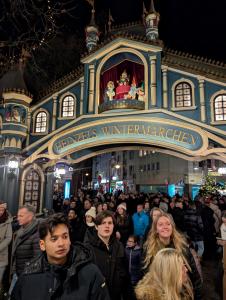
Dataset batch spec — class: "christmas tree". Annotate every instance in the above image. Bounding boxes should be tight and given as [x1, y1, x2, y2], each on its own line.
[199, 174, 225, 196]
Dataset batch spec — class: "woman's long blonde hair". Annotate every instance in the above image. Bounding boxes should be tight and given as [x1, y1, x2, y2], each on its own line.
[143, 212, 188, 269]
[136, 248, 194, 300]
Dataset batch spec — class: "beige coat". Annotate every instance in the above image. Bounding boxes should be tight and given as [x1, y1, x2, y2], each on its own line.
[0, 217, 13, 267]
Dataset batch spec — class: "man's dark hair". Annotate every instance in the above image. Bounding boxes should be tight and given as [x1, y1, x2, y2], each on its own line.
[128, 235, 138, 243]
[95, 210, 116, 226]
[39, 213, 70, 240]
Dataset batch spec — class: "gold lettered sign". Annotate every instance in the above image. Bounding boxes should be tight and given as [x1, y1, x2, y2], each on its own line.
[51, 118, 207, 157]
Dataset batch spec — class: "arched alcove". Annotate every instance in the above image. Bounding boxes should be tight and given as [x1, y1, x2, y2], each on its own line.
[95, 48, 148, 113]
[100, 54, 144, 104]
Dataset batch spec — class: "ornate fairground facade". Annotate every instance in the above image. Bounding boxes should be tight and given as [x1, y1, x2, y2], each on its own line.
[0, 2, 226, 214]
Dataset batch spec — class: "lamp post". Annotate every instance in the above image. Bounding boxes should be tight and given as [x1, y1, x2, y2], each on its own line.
[8, 157, 19, 172]
[8, 157, 19, 178]
[81, 172, 90, 189]
[54, 167, 66, 177]
[6, 156, 20, 214]
[115, 164, 120, 180]
[110, 163, 121, 193]
[85, 172, 89, 188]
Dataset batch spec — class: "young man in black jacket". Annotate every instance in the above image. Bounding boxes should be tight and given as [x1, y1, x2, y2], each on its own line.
[11, 213, 110, 300]
[84, 210, 131, 300]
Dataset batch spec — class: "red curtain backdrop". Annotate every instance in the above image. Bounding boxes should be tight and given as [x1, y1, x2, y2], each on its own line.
[100, 60, 144, 103]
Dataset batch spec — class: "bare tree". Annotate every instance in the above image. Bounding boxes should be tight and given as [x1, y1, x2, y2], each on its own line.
[0, 0, 78, 76]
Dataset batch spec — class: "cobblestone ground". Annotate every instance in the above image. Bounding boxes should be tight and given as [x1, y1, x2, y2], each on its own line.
[202, 258, 222, 300]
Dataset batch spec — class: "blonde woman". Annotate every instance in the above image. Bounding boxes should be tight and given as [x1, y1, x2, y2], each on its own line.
[143, 213, 202, 299]
[136, 248, 194, 300]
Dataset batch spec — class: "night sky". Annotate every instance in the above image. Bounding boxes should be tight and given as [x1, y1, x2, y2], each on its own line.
[98, 0, 226, 62]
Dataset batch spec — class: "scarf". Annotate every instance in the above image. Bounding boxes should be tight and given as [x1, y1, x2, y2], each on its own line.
[12, 219, 39, 254]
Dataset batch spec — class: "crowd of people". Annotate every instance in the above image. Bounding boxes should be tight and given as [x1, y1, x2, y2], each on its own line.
[0, 189, 226, 299]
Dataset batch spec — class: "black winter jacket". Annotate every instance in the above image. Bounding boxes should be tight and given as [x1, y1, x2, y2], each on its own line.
[69, 217, 86, 243]
[115, 214, 133, 246]
[84, 231, 131, 300]
[200, 205, 216, 239]
[172, 207, 186, 232]
[11, 243, 110, 300]
[11, 219, 41, 276]
[184, 208, 204, 241]
[183, 246, 203, 300]
[125, 245, 142, 285]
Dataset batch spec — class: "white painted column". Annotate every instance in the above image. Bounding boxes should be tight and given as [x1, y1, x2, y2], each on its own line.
[80, 77, 84, 116]
[88, 65, 95, 113]
[52, 94, 58, 131]
[198, 77, 206, 122]
[150, 55, 157, 107]
[162, 66, 168, 109]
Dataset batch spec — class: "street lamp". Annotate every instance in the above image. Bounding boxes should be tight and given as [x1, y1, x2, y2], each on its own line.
[8, 157, 19, 174]
[85, 173, 89, 188]
[54, 165, 66, 181]
[8, 159, 19, 170]
[54, 167, 66, 177]
[114, 164, 121, 180]
[109, 163, 121, 193]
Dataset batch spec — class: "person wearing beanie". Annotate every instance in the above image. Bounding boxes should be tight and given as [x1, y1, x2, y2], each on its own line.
[85, 207, 96, 227]
[117, 203, 127, 212]
[83, 207, 97, 243]
[0, 202, 12, 295]
[115, 203, 133, 246]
